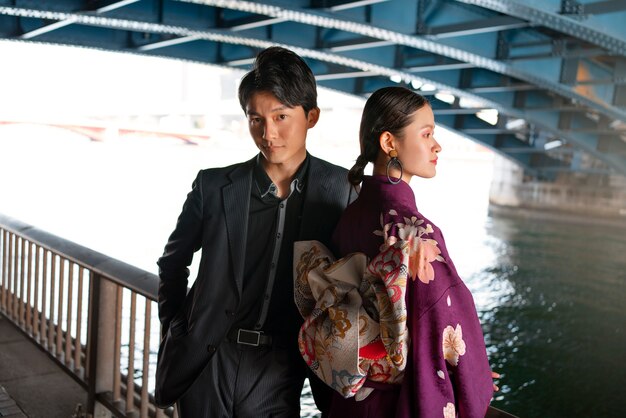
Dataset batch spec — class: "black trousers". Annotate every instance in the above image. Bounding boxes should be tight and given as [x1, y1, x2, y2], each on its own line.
[177, 340, 308, 418]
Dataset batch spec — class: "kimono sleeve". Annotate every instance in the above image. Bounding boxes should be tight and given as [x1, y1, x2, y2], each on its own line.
[399, 282, 493, 418]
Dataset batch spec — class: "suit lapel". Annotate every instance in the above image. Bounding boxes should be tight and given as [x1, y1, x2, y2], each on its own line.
[300, 156, 330, 240]
[223, 157, 255, 295]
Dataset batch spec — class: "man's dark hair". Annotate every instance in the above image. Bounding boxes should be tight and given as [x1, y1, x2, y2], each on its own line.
[238, 46, 318, 115]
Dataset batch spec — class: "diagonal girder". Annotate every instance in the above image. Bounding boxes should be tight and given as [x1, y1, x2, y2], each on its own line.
[176, 0, 626, 175]
[454, 0, 626, 55]
[180, 0, 626, 121]
[0, 0, 624, 178]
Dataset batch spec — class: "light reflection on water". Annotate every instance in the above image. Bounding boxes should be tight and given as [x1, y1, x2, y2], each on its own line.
[475, 215, 626, 418]
[300, 213, 626, 418]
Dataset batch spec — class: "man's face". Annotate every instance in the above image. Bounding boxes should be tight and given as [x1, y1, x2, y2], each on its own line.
[245, 91, 319, 169]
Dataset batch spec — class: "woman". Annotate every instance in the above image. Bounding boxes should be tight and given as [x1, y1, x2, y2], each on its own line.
[294, 87, 494, 417]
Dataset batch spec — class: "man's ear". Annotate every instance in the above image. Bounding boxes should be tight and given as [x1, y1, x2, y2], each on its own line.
[378, 131, 396, 155]
[307, 107, 320, 128]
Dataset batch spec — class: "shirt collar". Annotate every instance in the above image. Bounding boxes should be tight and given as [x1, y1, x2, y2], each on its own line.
[254, 153, 309, 198]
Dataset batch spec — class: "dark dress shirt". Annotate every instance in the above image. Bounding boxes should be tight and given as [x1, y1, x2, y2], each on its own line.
[231, 155, 309, 340]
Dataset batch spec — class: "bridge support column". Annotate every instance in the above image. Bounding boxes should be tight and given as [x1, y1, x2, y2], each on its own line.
[489, 156, 626, 225]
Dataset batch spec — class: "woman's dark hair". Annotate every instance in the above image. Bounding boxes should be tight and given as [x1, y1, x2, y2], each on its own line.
[348, 86, 429, 185]
[238, 46, 318, 115]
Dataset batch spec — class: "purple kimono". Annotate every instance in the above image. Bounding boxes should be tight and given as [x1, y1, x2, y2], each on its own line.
[294, 175, 493, 418]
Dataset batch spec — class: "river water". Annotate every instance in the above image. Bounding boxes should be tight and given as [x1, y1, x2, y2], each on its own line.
[477, 214, 626, 418]
[1, 124, 624, 418]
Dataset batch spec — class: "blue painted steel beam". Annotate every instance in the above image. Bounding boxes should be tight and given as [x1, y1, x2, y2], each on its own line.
[0, 5, 608, 175]
[581, 0, 626, 15]
[426, 15, 528, 39]
[181, 0, 625, 119]
[176, 0, 626, 174]
[0, 0, 624, 178]
[454, 0, 626, 54]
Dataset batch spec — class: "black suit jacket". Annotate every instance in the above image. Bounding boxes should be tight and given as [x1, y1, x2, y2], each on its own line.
[154, 154, 357, 407]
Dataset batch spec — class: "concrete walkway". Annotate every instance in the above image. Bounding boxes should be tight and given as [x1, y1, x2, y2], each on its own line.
[0, 315, 85, 418]
[0, 314, 517, 418]
[0, 384, 26, 417]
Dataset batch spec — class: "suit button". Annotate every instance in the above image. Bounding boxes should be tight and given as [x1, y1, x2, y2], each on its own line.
[207, 345, 216, 354]
[225, 309, 235, 316]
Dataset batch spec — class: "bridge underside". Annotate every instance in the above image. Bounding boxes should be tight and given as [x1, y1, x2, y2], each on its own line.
[1, 0, 625, 178]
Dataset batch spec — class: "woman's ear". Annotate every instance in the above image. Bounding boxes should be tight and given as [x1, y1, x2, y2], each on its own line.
[378, 131, 396, 155]
[307, 107, 320, 128]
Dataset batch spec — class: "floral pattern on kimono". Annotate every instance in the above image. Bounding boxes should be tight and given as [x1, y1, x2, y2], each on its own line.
[374, 209, 445, 284]
[294, 239, 410, 398]
[315, 175, 494, 418]
[295, 206, 459, 401]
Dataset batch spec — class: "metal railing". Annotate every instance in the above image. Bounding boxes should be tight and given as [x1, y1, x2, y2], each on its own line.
[0, 213, 175, 418]
[0, 213, 517, 418]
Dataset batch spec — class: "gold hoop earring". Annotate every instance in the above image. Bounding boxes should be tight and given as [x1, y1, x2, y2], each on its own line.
[386, 150, 403, 185]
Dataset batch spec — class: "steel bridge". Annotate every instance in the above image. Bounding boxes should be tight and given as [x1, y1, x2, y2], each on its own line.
[1, 0, 626, 178]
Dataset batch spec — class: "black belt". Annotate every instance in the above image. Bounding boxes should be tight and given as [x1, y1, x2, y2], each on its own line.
[227, 328, 273, 347]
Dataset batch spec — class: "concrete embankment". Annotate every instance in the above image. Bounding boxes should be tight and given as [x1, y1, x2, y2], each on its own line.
[489, 156, 626, 228]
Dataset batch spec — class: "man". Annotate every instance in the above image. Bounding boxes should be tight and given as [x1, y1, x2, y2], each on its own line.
[154, 46, 356, 417]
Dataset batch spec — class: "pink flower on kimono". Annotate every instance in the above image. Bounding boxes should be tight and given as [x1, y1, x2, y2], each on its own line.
[443, 402, 456, 418]
[397, 217, 422, 252]
[442, 324, 466, 366]
[411, 238, 441, 284]
[397, 217, 441, 283]
[373, 212, 397, 250]
[385, 235, 398, 250]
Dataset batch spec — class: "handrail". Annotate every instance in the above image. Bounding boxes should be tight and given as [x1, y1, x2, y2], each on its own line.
[0, 213, 158, 299]
[0, 212, 173, 418]
[0, 212, 518, 418]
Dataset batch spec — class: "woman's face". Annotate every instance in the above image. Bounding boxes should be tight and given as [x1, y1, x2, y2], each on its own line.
[395, 105, 441, 181]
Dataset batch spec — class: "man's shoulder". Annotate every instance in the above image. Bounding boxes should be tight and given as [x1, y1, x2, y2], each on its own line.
[309, 155, 349, 177]
[308, 155, 355, 203]
[197, 157, 255, 180]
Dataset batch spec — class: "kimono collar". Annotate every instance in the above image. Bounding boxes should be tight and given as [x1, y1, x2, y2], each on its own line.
[360, 175, 418, 212]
